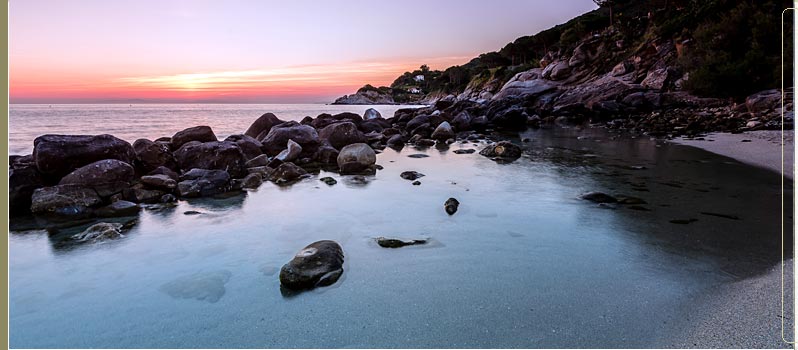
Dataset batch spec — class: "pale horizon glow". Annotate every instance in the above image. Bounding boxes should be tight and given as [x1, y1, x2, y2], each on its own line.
[10, 0, 598, 103]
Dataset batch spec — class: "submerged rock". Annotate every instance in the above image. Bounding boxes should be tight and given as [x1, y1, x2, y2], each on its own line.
[579, 192, 618, 203]
[376, 237, 427, 248]
[319, 176, 337, 186]
[279, 240, 345, 290]
[407, 153, 429, 158]
[479, 141, 523, 160]
[159, 270, 232, 303]
[95, 200, 140, 217]
[71, 222, 124, 243]
[453, 149, 476, 154]
[444, 198, 460, 215]
[400, 171, 425, 180]
[412, 180, 421, 186]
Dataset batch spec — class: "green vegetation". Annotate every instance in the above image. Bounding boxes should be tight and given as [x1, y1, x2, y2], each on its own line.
[367, 0, 790, 103]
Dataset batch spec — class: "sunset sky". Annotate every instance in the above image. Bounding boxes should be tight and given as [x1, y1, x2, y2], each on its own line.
[9, 0, 597, 103]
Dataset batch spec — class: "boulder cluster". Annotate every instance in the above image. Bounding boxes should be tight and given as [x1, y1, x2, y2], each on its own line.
[9, 107, 514, 222]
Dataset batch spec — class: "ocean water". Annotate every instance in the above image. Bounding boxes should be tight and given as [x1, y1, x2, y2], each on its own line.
[8, 105, 794, 348]
[8, 104, 417, 155]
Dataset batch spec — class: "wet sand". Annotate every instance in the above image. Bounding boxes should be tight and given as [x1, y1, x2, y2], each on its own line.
[673, 130, 794, 179]
[672, 130, 795, 348]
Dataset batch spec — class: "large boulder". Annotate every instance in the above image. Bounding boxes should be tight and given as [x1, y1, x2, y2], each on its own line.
[337, 143, 376, 174]
[313, 144, 340, 165]
[174, 141, 247, 178]
[224, 134, 263, 160]
[451, 111, 473, 131]
[30, 185, 102, 217]
[177, 169, 231, 197]
[259, 122, 320, 156]
[170, 126, 217, 150]
[489, 106, 528, 129]
[133, 139, 177, 173]
[9, 163, 44, 215]
[363, 108, 382, 120]
[269, 162, 308, 184]
[746, 89, 782, 114]
[33, 134, 135, 180]
[318, 121, 366, 150]
[59, 159, 135, 197]
[279, 240, 344, 290]
[275, 139, 302, 163]
[430, 121, 455, 140]
[245, 112, 284, 139]
[141, 174, 177, 190]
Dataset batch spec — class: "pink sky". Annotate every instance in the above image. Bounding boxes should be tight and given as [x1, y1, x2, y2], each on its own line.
[9, 0, 597, 103]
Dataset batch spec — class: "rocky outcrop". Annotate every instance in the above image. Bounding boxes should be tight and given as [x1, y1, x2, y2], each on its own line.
[332, 90, 396, 105]
[33, 134, 135, 180]
[279, 240, 344, 290]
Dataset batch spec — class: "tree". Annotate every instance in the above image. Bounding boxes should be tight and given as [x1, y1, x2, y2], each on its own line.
[593, 0, 614, 28]
[420, 65, 430, 73]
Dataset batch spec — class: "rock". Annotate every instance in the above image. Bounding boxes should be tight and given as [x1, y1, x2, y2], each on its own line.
[141, 174, 177, 190]
[386, 134, 405, 150]
[30, 185, 102, 217]
[177, 169, 231, 197]
[270, 162, 308, 185]
[245, 112, 284, 139]
[33, 134, 135, 180]
[148, 166, 179, 181]
[444, 198, 460, 215]
[160, 194, 177, 203]
[170, 126, 217, 150]
[275, 139, 303, 162]
[400, 171, 425, 180]
[318, 122, 366, 150]
[313, 144, 340, 164]
[375, 237, 427, 248]
[332, 87, 395, 105]
[159, 270, 232, 303]
[245, 154, 271, 168]
[240, 173, 262, 189]
[451, 111, 473, 131]
[174, 141, 247, 178]
[279, 240, 345, 290]
[453, 149, 476, 154]
[641, 68, 671, 91]
[319, 177, 337, 186]
[493, 70, 557, 100]
[479, 141, 523, 160]
[407, 154, 429, 158]
[746, 89, 781, 113]
[549, 61, 571, 80]
[224, 134, 263, 160]
[133, 139, 177, 173]
[431, 121, 455, 141]
[259, 121, 320, 156]
[488, 106, 528, 129]
[617, 196, 647, 205]
[412, 181, 421, 186]
[95, 200, 140, 217]
[71, 222, 124, 243]
[9, 163, 44, 215]
[363, 108, 382, 120]
[59, 159, 135, 197]
[579, 192, 618, 203]
[405, 115, 432, 132]
[337, 143, 376, 174]
[415, 139, 436, 147]
[123, 186, 167, 203]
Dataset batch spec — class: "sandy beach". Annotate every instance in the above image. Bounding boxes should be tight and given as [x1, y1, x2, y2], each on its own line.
[671, 130, 795, 348]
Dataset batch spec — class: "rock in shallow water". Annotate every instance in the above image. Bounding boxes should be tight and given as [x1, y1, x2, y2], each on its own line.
[479, 141, 523, 161]
[376, 237, 427, 248]
[279, 240, 344, 290]
[400, 171, 425, 180]
[71, 222, 124, 243]
[579, 192, 618, 203]
[337, 143, 376, 174]
[444, 198, 460, 215]
[453, 149, 476, 154]
[159, 270, 232, 303]
[319, 177, 337, 186]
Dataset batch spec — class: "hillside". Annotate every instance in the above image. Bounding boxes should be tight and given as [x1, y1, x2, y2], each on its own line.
[334, 0, 792, 133]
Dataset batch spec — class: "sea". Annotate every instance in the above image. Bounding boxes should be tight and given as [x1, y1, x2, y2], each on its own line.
[7, 104, 793, 348]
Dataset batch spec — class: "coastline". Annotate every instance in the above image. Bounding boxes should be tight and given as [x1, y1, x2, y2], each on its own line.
[671, 130, 795, 180]
[669, 131, 795, 348]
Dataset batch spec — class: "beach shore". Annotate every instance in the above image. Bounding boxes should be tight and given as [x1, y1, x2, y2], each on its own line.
[672, 130, 794, 179]
[670, 130, 795, 348]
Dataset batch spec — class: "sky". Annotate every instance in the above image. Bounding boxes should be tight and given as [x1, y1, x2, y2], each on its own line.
[9, 0, 597, 103]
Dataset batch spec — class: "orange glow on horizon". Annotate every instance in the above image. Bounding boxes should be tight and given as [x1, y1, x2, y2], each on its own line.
[10, 57, 472, 102]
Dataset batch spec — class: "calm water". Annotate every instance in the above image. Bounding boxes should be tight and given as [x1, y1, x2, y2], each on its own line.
[8, 104, 416, 155]
[8, 106, 793, 348]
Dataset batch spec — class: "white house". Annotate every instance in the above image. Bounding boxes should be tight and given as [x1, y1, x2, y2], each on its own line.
[413, 75, 425, 82]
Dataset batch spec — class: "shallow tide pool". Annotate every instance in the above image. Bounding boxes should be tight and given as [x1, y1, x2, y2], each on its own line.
[9, 127, 792, 348]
